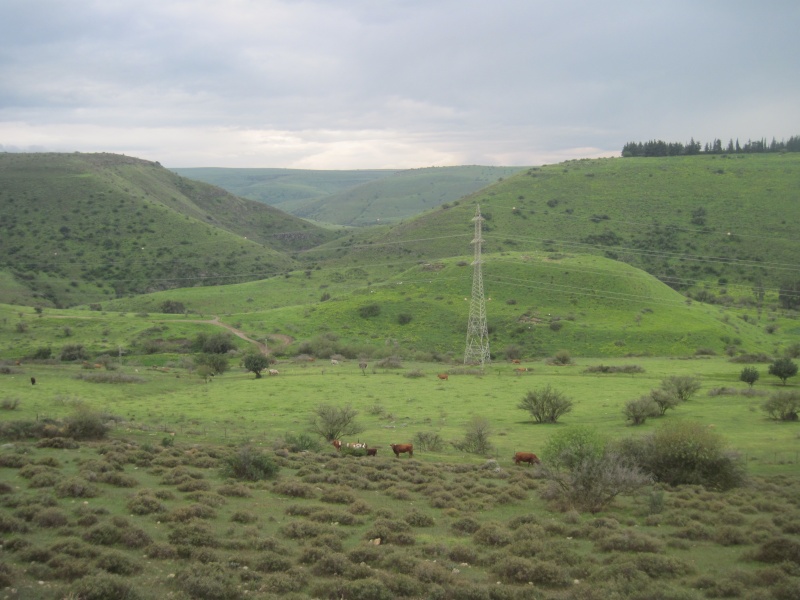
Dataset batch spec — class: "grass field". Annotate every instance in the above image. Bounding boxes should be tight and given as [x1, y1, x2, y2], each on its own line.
[3, 356, 798, 473]
[2, 356, 800, 599]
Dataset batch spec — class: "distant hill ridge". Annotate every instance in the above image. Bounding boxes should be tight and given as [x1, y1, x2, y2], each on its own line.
[0, 152, 338, 307]
[173, 165, 527, 226]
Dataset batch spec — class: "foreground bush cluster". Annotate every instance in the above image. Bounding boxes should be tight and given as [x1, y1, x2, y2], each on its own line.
[1, 435, 800, 599]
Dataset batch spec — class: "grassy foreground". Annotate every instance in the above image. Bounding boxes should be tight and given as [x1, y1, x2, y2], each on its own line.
[0, 358, 800, 600]
[2, 357, 800, 599]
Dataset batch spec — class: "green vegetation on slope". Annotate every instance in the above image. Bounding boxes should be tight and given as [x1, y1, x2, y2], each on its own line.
[0, 153, 341, 307]
[176, 165, 527, 226]
[322, 154, 800, 303]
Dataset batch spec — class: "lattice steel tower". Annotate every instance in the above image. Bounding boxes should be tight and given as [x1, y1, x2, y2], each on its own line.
[464, 205, 491, 365]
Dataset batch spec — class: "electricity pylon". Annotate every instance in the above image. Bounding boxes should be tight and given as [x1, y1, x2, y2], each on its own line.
[464, 205, 490, 366]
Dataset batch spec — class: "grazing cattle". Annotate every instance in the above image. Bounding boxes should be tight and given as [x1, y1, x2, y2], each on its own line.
[390, 443, 413, 458]
[332, 440, 342, 450]
[30, 377, 36, 385]
[511, 359, 521, 364]
[514, 367, 528, 374]
[330, 359, 339, 366]
[437, 373, 449, 381]
[15, 360, 21, 366]
[366, 448, 378, 456]
[94, 363, 103, 369]
[346, 442, 367, 449]
[268, 369, 279, 376]
[513, 452, 541, 466]
[359, 361, 367, 375]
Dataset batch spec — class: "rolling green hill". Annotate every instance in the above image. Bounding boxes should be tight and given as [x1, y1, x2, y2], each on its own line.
[174, 165, 526, 226]
[0, 153, 341, 307]
[74, 252, 793, 360]
[316, 154, 800, 303]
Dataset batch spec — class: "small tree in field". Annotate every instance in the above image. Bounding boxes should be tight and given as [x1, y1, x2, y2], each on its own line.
[762, 391, 800, 421]
[452, 417, 493, 455]
[539, 426, 651, 512]
[769, 357, 798, 386]
[309, 404, 364, 442]
[624, 396, 660, 425]
[740, 366, 760, 388]
[649, 388, 682, 416]
[242, 353, 270, 378]
[660, 375, 701, 402]
[517, 385, 573, 424]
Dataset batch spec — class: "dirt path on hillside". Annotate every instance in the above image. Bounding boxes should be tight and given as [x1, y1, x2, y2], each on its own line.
[182, 317, 294, 357]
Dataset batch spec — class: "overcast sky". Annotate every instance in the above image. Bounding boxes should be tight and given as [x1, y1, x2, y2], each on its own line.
[1, 1, 798, 169]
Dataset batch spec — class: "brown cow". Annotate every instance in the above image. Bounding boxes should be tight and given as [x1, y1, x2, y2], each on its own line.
[511, 359, 521, 364]
[332, 440, 342, 450]
[514, 367, 528, 374]
[513, 452, 541, 466]
[390, 443, 413, 458]
[366, 448, 378, 456]
[437, 373, 449, 381]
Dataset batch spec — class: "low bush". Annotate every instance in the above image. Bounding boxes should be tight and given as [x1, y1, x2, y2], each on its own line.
[617, 421, 746, 490]
[414, 431, 444, 451]
[518, 384, 574, 424]
[624, 396, 660, 425]
[220, 445, 279, 481]
[173, 563, 241, 600]
[68, 573, 142, 600]
[762, 391, 800, 421]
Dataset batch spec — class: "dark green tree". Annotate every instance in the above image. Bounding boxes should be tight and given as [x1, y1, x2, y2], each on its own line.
[769, 358, 798, 386]
[242, 353, 270, 378]
[740, 366, 760, 388]
[195, 353, 229, 375]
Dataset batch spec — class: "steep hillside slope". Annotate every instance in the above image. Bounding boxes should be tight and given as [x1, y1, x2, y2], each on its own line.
[175, 165, 526, 226]
[322, 154, 800, 302]
[0, 153, 339, 307]
[95, 253, 790, 359]
[171, 167, 396, 208]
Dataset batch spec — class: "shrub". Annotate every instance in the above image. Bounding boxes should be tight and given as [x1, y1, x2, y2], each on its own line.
[769, 357, 799, 385]
[549, 350, 573, 365]
[280, 432, 323, 452]
[660, 376, 701, 402]
[451, 417, 494, 455]
[740, 366, 760, 387]
[762, 391, 800, 421]
[752, 537, 800, 564]
[193, 332, 236, 354]
[68, 573, 142, 600]
[59, 344, 89, 361]
[221, 445, 279, 481]
[618, 421, 746, 490]
[62, 409, 111, 440]
[55, 477, 100, 498]
[1, 397, 20, 410]
[540, 427, 651, 512]
[173, 563, 241, 600]
[358, 303, 381, 318]
[309, 403, 364, 442]
[414, 431, 444, 451]
[648, 388, 682, 415]
[96, 550, 143, 575]
[517, 384, 574, 423]
[195, 353, 229, 375]
[273, 481, 317, 498]
[624, 396, 660, 425]
[398, 313, 413, 325]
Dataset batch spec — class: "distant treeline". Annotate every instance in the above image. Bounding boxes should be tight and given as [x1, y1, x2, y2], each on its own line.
[622, 135, 800, 157]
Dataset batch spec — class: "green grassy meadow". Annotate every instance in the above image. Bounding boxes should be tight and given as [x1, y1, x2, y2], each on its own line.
[3, 356, 798, 473]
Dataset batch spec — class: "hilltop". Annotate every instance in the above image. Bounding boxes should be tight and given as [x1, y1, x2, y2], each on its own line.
[174, 165, 526, 226]
[0, 153, 340, 307]
[319, 153, 800, 304]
